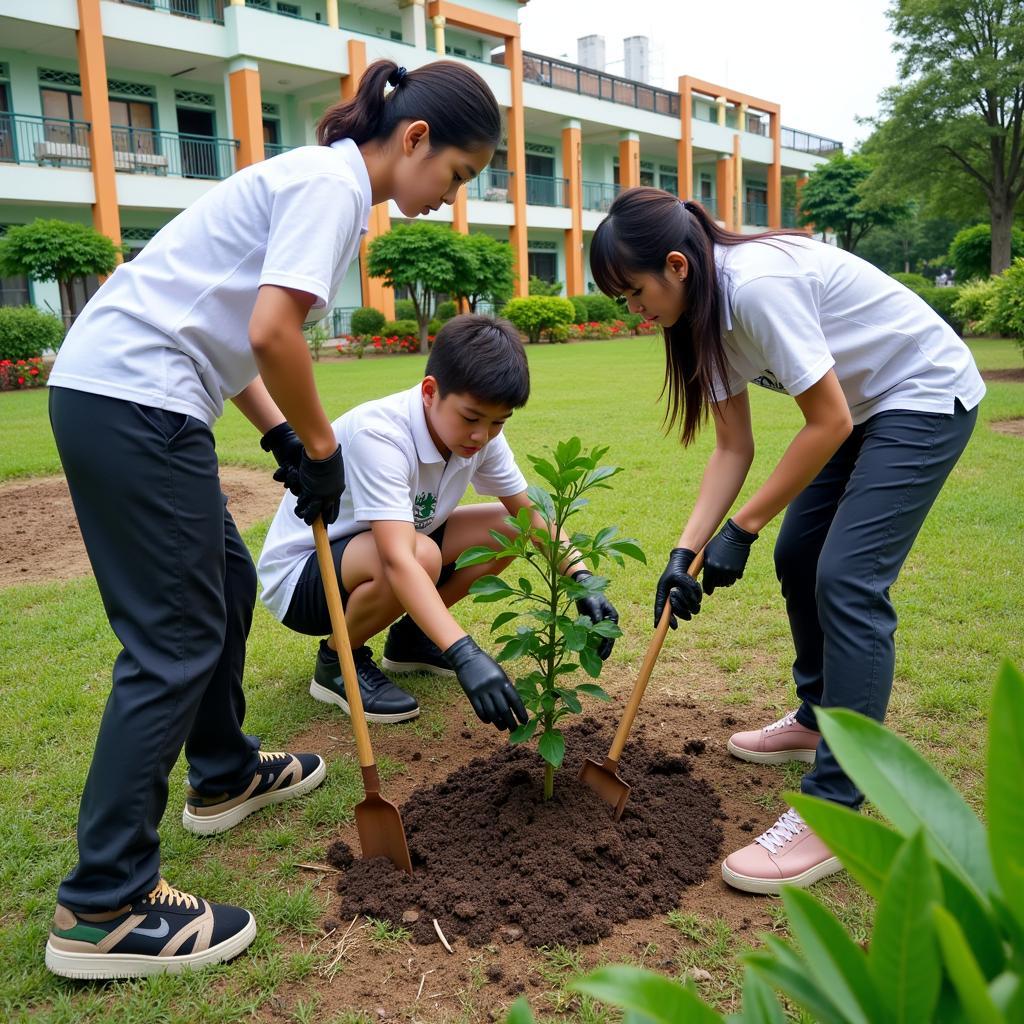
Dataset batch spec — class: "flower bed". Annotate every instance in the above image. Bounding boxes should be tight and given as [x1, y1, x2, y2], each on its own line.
[335, 333, 430, 358]
[0, 357, 48, 391]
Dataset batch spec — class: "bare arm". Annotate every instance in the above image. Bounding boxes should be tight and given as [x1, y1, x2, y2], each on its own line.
[230, 376, 287, 434]
[248, 285, 336, 459]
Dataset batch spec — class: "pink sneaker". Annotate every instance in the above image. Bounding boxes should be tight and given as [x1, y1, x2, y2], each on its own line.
[727, 710, 820, 765]
[722, 808, 842, 894]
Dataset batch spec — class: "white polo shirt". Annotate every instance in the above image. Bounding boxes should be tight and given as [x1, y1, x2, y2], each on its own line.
[257, 383, 528, 622]
[49, 140, 371, 425]
[712, 236, 985, 423]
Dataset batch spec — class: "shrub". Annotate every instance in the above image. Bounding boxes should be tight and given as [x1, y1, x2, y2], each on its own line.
[350, 306, 386, 336]
[0, 356, 49, 391]
[0, 305, 65, 360]
[918, 286, 964, 335]
[527, 275, 563, 297]
[581, 293, 620, 323]
[434, 300, 457, 322]
[890, 271, 930, 294]
[380, 319, 418, 339]
[569, 295, 589, 322]
[948, 222, 1024, 282]
[394, 298, 416, 320]
[304, 321, 329, 361]
[985, 258, 1024, 347]
[427, 318, 442, 336]
[954, 278, 998, 334]
[619, 311, 644, 331]
[502, 296, 575, 344]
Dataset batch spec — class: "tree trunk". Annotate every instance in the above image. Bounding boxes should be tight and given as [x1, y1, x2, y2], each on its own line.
[58, 278, 74, 328]
[990, 195, 1014, 274]
[419, 318, 429, 354]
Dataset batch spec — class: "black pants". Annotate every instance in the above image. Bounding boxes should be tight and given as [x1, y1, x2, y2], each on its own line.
[775, 400, 978, 809]
[50, 388, 260, 911]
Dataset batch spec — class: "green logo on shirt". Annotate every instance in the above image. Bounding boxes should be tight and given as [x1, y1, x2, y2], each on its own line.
[414, 491, 437, 528]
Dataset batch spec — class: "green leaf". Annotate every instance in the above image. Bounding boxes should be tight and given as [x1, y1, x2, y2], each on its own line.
[780, 887, 882, 1024]
[815, 707, 996, 897]
[594, 526, 619, 547]
[489, 611, 519, 633]
[557, 617, 587, 652]
[555, 436, 582, 465]
[579, 646, 603, 678]
[528, 456, 560, 488]
[735, 968, 785, 1024]
[497, 634, 534, 662]
[527, 484, 556, 523]
[745, 951, 850, 1024]
[931, 905, 1007, 1024]
[554, 688, 582, 714]
[936, 863, 1005, 979]
[987, 660, 1024, 931]
[456, 545, 502, 568]
[591, 619, 623, 638]
[869, 830, 942, 1024]
[577, 683, 612, 702]
[538, 729, 565, 768]
[583, 465, 620, 488]
[571, 965, 722, 1024]
[607, 539, 647, 563]
[504, 996, 535, 1024]
[518, 576, 533, 596]
[509, 719, 539, 744]
[469, 575, 516, 602]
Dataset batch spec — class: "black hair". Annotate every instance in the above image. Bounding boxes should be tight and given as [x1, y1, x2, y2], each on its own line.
[591, 186, 802, 446]
[426, 314, 530, 408]
[317, 59, 501, 152]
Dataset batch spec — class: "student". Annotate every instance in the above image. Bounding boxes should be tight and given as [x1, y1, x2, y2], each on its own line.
[591, 187, 984, 895]
[259, 314, 620, 728]
[44, 59, 502, 979]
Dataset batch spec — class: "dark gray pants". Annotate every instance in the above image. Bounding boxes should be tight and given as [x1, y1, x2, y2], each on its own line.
[774, 400, 977, 809]
[50, 388, 260, 912]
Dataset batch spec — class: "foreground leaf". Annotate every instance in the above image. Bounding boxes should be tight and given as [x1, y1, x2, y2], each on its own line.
[571, 965, 722, 1024]
[932, 905, 1006, 1024]
[538, 729, 565, 768]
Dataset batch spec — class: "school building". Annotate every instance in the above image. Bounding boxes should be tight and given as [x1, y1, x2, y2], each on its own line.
[0, 0, 840, 323]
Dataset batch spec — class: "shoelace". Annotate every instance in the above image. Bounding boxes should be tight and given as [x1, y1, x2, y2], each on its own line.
[754, 809, 806, 855]
[145, 879, 199, 910]
[257, 750, 289, 764]
[764, 710, 800, 734]
[354, 648, 393, 691]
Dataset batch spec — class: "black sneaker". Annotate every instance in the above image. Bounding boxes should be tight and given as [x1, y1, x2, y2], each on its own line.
[381, 615, 456, 677]
[181, 750, 326, 836]
[45, 879, 256, 979]
[310, 641, 420, 724]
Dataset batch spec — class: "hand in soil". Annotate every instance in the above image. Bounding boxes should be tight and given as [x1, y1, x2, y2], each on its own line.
[443, 637, 529, 732]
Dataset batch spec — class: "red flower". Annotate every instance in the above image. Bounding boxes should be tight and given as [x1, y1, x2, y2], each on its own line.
[17, 377, 25, 385]
[29, 368, 39, 376]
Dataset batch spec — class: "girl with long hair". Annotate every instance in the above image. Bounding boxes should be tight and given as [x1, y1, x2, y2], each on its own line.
[591, 186, 984, 895]
[45, 58, 501, 979]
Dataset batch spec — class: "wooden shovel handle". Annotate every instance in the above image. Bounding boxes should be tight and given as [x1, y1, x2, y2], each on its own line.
[313, 518, 376, 771]
[606, 548, 704, 764]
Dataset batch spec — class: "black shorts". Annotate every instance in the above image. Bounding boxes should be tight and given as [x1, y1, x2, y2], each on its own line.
[281, 522, 456, 636]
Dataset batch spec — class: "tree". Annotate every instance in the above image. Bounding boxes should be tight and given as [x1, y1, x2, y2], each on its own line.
[366, 223, 475, 351]
[868, 0, 1024, 274]
[948, 222, 1024, 281]
[798, 152, 908, 252]
[0, 219, 119, 321]
[453, 233, 515, 312]
[527, 275, 563, 296]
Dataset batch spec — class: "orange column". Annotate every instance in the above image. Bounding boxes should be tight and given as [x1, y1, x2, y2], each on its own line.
[505, 34, 529, 297]
[562, 120, 583, 298]
[343, 39, 394, 318]
[618, 132, 640, 189]
[678, 76, 693, 200]
[717, 156, 734, 230]
[76, 0, 121, 250]
[733, 132, 743, 229]
[452, 188, 469, 312]
[767, 110, 782, 228]
[229, 61, 264, 168]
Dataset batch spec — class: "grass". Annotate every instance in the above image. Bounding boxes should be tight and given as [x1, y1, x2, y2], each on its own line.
[1, 335, 1022, 1021]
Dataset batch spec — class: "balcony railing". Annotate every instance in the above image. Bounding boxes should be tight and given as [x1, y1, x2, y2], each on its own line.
[110, 125, 239, 179]
[525, 174, 567, 207]
[744, 201, 769, 226]
[0, 112, 92, 168]
[466, 168, 513, 202]
[782, 206, 800, 228]
[582, 180, 620, 212]
[263, 142, 293, 158]
[114, 0, 225, 23]
[781, 127, 842, 155]
[520, 51, 679, 117]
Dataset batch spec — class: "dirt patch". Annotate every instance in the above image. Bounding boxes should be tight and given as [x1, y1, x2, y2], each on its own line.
[991, 417, 1024, 437]
[981, 367, 1024, 383]
[0, 466, 285, 588]
[327, 717, 723, 948]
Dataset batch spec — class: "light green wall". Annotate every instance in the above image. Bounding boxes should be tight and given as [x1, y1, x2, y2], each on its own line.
[339, 5, 405, 40]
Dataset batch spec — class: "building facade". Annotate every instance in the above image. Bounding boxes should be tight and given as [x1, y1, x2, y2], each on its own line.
[0, 0, 841, 323]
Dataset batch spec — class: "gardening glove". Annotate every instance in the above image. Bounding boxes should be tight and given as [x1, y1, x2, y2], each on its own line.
[443, 636, 529, 733]
[702, 519, 758, 595]
[260, 421, 304, 495]
[293, 445, 345, 526]
[653, 548, 702, 629]
[570, 569, 619, 660]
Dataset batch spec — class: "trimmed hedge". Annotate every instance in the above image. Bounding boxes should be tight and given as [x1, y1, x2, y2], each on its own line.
[435, 300, 457, 322]
[394, 298, 416, 320]
[0, 305, 65, 360]
[350, 306, 386, 336]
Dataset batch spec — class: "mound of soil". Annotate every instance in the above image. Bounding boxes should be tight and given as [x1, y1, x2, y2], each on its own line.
[981, 368, 1024, 383]
[327, 717, 723, 948]
[991, 417, 1024, 437]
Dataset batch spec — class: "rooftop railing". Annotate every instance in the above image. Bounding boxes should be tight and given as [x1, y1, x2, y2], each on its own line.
[780, 127, 842, 155]
[114, 0, 225, 24]
[110, 125, 239, 179]
[0, 112, 92, 168]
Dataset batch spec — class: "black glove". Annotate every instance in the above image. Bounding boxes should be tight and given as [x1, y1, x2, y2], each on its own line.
[703, 518, 758, 594]
[443, 636, 529, 733]
[293, 446, 345, 526]
[571, 569, 619, 660]
[260, 421, 304, 495]
[653, 548, 702, 629]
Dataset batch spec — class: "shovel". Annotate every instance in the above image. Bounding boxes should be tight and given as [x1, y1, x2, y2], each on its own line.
[578, 549, 705, 821]
[313, 518, 413, 874]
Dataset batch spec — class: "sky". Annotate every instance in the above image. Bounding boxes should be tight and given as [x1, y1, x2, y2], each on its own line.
[518, 0, 902, 151]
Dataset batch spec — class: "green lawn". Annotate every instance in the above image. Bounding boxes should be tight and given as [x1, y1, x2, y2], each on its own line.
[1, 336, 1022, 1021]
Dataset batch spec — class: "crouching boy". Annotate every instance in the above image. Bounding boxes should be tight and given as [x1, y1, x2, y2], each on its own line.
[257, 314, 619, 731]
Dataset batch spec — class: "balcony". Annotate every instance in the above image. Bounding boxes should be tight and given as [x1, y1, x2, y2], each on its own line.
[467, 168, 513, 203]
[782, 206, 800, 228]
[781, 127, 842, 156]
[0, 113, 92, 169]
[520, 51, 679, 117]
[110, 126, 239, 179]
[582, 180, 620, 212]
[264, 142, 293, 157]
[525, 174, 567, 208]
[743, 201, 769, 226]
[113, 0, 226, 23]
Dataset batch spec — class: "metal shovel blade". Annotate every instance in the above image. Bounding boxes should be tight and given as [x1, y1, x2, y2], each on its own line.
[354, 765, 413, 875]
[578, 755, 631, 821]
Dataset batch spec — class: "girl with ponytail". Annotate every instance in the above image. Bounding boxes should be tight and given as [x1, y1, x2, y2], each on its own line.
[44, 59, 501, 980]
[591, 186, 984, 896]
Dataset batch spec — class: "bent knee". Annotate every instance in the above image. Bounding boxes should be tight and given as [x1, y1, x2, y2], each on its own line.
[414, 533, 443, 582]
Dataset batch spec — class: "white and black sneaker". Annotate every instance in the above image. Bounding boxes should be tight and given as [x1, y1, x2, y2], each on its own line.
[310, 640, 420, 723]
[381, 615, 456, 677]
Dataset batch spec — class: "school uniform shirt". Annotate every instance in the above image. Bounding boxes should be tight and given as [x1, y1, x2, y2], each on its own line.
[711, 236, 985, 423]
[257, 383, 529, 622]
[48, 140, 372, 426]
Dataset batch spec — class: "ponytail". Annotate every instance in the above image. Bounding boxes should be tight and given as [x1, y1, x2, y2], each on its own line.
[317, 58, 501, 152]
[591, 186, 803, 446]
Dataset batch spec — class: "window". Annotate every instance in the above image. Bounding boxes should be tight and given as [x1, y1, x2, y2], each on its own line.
[263, 119, 279, 145]
[528, 251, 557, 284]
[109, 99, 156, 155]
[700, 173, 714, 206]
[277, 2, 300, 17]
[639, 168, 655, 187]
[660, 172, 678, 195]
[525, 153, 553, 178]
[0, 84, 12, 163]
